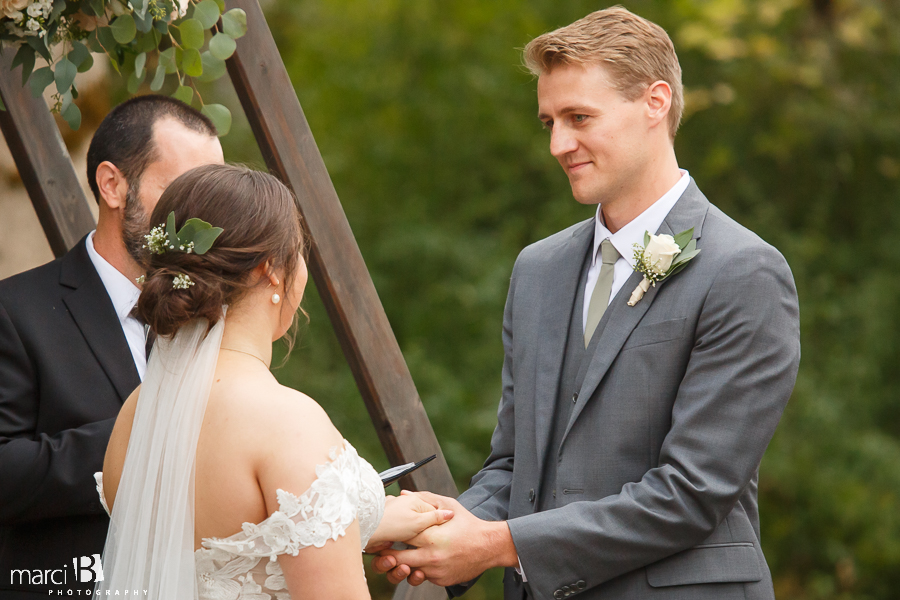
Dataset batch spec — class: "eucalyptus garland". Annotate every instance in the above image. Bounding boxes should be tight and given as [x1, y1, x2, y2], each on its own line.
[0, 0, 247, 134]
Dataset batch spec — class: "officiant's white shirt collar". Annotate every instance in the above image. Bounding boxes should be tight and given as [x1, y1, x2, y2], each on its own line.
[85, 231, 147, 380]
[591, 169, 691, 270]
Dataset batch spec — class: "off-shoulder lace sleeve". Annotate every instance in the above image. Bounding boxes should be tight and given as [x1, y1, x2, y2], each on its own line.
[203, 442, 383, 561]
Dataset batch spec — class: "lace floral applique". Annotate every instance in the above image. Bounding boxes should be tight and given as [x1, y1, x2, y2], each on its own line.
[202, 442, 378, 561]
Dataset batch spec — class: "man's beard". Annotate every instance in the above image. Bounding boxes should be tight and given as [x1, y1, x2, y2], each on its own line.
[121, 185, 151, 265]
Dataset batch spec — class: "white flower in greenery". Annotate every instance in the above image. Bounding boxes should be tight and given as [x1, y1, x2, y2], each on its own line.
[642, 233, 681, 275]
[0, 0, 30, 20]
[25, 17, 39, 31]
[628, 228, 701, 307]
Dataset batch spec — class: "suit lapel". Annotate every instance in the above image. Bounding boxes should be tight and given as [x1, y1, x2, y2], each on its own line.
[563, 182, 711, 440]
[60, 238, 141, 402]
[534, 219, 594, 467]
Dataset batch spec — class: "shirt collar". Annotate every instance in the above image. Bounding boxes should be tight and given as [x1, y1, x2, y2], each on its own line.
[85, 231, 142, 322]
[592, 170, 691, 268]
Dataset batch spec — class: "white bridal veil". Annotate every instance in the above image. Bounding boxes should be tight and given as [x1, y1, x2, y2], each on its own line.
[96, 314, 225, 599]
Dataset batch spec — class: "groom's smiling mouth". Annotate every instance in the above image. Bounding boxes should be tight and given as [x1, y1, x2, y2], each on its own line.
[566, 160, 592, 174]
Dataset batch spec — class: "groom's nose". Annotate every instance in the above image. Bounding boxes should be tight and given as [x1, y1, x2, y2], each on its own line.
[550, 125, 579, 159]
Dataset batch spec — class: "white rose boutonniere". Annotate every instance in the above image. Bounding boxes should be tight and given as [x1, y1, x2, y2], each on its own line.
[628, 228, 700, 306]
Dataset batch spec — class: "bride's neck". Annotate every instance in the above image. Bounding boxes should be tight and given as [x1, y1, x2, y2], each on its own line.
[220, 300, 274, 368]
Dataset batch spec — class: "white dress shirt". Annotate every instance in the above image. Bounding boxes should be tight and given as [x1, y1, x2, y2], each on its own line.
[85, 231, 148, 380]
[582, 170, 691, 332]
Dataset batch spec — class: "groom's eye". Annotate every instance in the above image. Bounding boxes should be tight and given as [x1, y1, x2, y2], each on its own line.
[573, 114, 588, 124]
[541, 120, 553, 131]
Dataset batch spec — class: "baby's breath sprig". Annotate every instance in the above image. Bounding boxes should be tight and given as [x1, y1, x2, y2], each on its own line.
[144, 225, 174, 255]
[172, 274, 194, 289]
[632, 244, 668, 284]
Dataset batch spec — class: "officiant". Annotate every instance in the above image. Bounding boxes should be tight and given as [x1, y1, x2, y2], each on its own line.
[0, 95, 223, 599]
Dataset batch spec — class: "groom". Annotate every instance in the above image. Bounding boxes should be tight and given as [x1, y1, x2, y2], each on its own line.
[376, 7, 800, 600]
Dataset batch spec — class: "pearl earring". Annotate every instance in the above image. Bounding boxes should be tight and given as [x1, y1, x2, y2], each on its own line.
[271, 293, 281, 304]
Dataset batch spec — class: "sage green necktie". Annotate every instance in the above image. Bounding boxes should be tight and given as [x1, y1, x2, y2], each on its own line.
[584, 239, 620, 348]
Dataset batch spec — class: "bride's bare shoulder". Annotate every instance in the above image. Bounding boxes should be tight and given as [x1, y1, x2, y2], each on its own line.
[209, 375, 342, 458]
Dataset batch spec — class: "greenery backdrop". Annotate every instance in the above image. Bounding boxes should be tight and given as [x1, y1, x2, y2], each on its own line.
[181, 0, 899, 598]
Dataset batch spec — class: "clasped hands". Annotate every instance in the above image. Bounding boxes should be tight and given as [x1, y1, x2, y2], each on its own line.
[365, 491, 518, 587]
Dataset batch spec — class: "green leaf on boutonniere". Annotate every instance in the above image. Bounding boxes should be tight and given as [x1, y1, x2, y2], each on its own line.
[673, 227, 694, 249]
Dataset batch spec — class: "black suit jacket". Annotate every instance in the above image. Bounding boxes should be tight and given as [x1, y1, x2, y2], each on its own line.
[0, 236, 140, 596]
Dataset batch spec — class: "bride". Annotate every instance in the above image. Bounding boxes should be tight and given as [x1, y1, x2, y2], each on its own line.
[95, 164, 452, 599]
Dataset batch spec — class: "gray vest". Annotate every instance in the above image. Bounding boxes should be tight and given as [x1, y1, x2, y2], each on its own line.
[538, 244, 610, 510]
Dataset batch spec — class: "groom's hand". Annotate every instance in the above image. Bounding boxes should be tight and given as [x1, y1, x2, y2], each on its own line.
[372, 491, 519, 587]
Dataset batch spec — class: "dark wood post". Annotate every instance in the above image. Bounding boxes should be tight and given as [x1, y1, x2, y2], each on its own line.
[225, 3, 458, 597]
[225, 0, 457, 497]
[0, 49, 96, 256]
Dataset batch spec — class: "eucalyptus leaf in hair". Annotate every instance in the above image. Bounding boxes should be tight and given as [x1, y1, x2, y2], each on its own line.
[162, 211, 224, 255]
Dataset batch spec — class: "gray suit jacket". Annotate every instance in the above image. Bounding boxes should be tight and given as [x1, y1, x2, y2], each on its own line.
[453, 182, 800, 600]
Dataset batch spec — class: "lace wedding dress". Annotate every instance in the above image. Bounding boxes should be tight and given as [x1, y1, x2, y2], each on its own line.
[96, 441, 385, 600]
[93, 316, 385, 599]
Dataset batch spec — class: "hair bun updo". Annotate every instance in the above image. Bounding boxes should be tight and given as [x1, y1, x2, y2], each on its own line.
[136, 163, 304, 337]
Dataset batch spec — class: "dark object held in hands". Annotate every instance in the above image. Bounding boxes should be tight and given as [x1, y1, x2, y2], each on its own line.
[379, 455, 437, 487]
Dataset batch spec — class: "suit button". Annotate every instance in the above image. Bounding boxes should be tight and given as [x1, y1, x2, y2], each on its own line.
[562, 585, 571, 594]
[552, 489, 556, 498]
[572, 392, 578, 403]
[576, 580, 586, 590]
[528, 488, 535, 502]
[554, 591, 564, 599]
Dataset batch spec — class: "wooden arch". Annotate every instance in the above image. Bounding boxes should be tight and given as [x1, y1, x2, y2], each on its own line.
[0, 1, 455, 598]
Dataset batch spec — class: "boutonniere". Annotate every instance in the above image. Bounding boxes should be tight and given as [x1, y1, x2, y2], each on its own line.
[627, 228, 700, 306]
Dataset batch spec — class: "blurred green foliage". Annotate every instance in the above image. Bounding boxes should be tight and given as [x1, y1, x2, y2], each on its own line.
[216, 0, 900, 598]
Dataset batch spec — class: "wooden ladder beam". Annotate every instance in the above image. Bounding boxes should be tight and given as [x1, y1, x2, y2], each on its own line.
[225, 0, 457, 498]
[0, 49, 96, 256]
[225, 6, 457, 596]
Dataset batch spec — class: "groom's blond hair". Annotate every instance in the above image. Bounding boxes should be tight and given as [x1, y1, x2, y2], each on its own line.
[524, 6, 684, 140]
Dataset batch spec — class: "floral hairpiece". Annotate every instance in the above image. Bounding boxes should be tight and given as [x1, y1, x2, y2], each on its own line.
[144, 211, 225, 256]
[142, 211, 223, 291]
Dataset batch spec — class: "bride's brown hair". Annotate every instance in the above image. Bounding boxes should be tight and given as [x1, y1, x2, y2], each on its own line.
[137, 163, 306, 339]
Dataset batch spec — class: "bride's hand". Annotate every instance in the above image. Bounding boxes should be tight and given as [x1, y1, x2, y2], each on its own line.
[365, 491, 454, 550]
